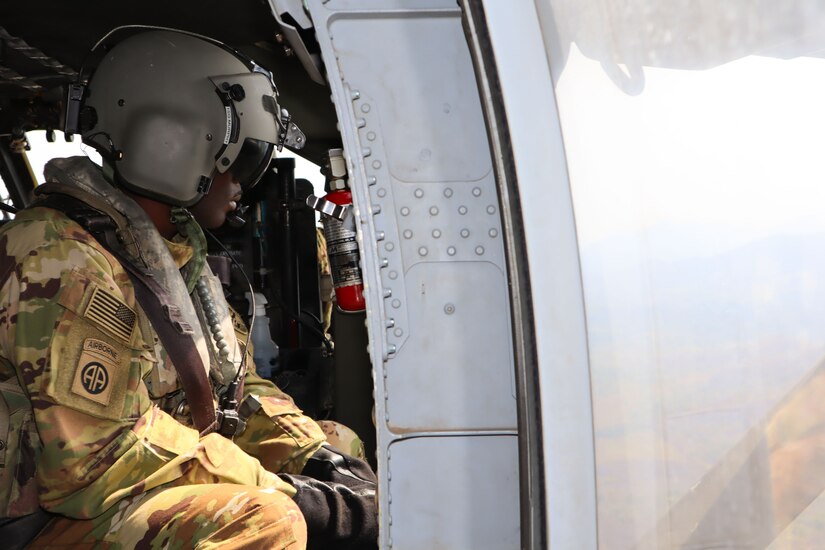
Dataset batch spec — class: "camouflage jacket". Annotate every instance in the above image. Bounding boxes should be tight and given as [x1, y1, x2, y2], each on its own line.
[0, 158, 324, 519]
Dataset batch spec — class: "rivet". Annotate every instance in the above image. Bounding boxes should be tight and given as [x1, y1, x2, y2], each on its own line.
[458, 205, 468, 215]
[389, 270, 398, 280]
[444, 303, 456, 315]
[403, 230, 413, 239]
[473, 187, 482, 197]
[418, 247, 428, 256]
[367, 131, 376, 141]
[386, 318, 396, 328]
[351, 90, 361, 100]
[447, 246, 456, 256]
[380, 258, 389, 267]
[221, 157, 231, 166]
[385, 242, 395, 251]
[368, 176, 377, 185]
[372, 160, 382, 169]
[362, 147, 372, 157]
[372, 204, 382, 215]
[206, 133, 213, 141]
[376, 231, 385, 241]
[394, 328, 403, 337]
[489, 228, 499, 238]
[361, 104, 371, 113]
[476, 246, 485, 255]
[387, 344, 397, 354]
[383, 289, 392, 298]
[357, 118, 367, 128]
[487, 205, 496, 214]
[414, 188, 424, 199]
[392, 299, 401, 309]
[461, 229, 470, 238]
[377, 188, 387, 198]
[444, 188, 453, 198]
[429, 206, 439, 216]
[117, 98, 126, 107]
[400, 207, 410, 216]
[432, 229, 441, 238]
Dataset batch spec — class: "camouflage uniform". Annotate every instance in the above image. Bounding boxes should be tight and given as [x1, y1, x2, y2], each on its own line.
[0, 158, 326, 548]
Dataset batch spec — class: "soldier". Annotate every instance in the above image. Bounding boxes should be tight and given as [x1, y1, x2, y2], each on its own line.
[0, 29, 376, 549]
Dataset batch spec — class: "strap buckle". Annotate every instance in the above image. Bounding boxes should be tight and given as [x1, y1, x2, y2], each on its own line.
[217, 394, 262, 438]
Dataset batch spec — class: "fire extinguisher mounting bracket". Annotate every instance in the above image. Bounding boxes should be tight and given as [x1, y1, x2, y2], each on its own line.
[306, 194, 352, 222]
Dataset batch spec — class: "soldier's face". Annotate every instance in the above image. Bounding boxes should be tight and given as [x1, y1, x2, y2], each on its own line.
[190, 171, 242, 229]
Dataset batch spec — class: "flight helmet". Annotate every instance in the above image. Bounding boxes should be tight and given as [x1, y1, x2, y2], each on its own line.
[66, 27, 305, 206]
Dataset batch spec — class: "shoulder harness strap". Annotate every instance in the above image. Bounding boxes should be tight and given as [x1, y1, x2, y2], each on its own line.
[33, 192, 219, 436]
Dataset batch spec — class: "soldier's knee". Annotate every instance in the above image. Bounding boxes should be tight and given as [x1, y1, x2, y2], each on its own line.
[251, 489, 308, 550]
[315, 420, 367, 460]
[198, 487, 307, 549]
[108, 484, 308, 550]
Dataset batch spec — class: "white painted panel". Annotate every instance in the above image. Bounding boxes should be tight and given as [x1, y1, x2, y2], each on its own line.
[387, 435, 520, 550]
[482, 1, 599, 548]
[328, 15, 491, 184]
[386, 261, 516, 431]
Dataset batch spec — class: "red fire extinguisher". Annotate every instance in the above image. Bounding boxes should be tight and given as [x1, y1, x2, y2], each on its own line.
[316, 149, 365, 311]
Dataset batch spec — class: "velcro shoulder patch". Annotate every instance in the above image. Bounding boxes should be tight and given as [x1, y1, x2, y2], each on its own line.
[71, 338, 119, 406]
[84, 286, 136, 343]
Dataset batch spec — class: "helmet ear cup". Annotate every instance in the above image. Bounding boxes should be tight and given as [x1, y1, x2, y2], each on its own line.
[115, 111, 215, 206]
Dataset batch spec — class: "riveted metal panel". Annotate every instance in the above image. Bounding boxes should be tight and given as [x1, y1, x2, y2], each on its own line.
[306, 1, 520, 547]
[386, 261, 516, 432]
[387, 435, 520, 550]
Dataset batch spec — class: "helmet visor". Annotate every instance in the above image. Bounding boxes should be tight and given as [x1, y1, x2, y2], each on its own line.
[230, 138, 275, 191]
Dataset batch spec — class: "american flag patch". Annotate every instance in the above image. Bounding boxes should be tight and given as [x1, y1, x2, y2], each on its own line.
[85, 286, 136, 342]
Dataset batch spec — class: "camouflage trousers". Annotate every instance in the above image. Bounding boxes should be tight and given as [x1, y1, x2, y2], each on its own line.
[29, 483, 306, 549]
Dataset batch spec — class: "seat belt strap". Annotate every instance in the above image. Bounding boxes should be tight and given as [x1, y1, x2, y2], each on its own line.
[33, 193, 218, 436]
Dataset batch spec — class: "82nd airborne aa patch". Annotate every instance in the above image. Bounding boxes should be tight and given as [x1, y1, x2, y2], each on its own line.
[71, 338, 121, 405]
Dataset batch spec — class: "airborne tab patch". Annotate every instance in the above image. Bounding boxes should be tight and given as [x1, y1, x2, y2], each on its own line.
[71, 338, 120, 406]
[84, 286, 136, 343]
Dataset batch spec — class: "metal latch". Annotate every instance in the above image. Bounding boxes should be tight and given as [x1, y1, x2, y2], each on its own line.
[306, 194, 351, 222]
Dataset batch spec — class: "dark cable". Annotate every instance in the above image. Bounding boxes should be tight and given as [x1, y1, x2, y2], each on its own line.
[267, 285, 334, 355]
[0, 202, 18, 214]
[205, 228, 333, 356]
